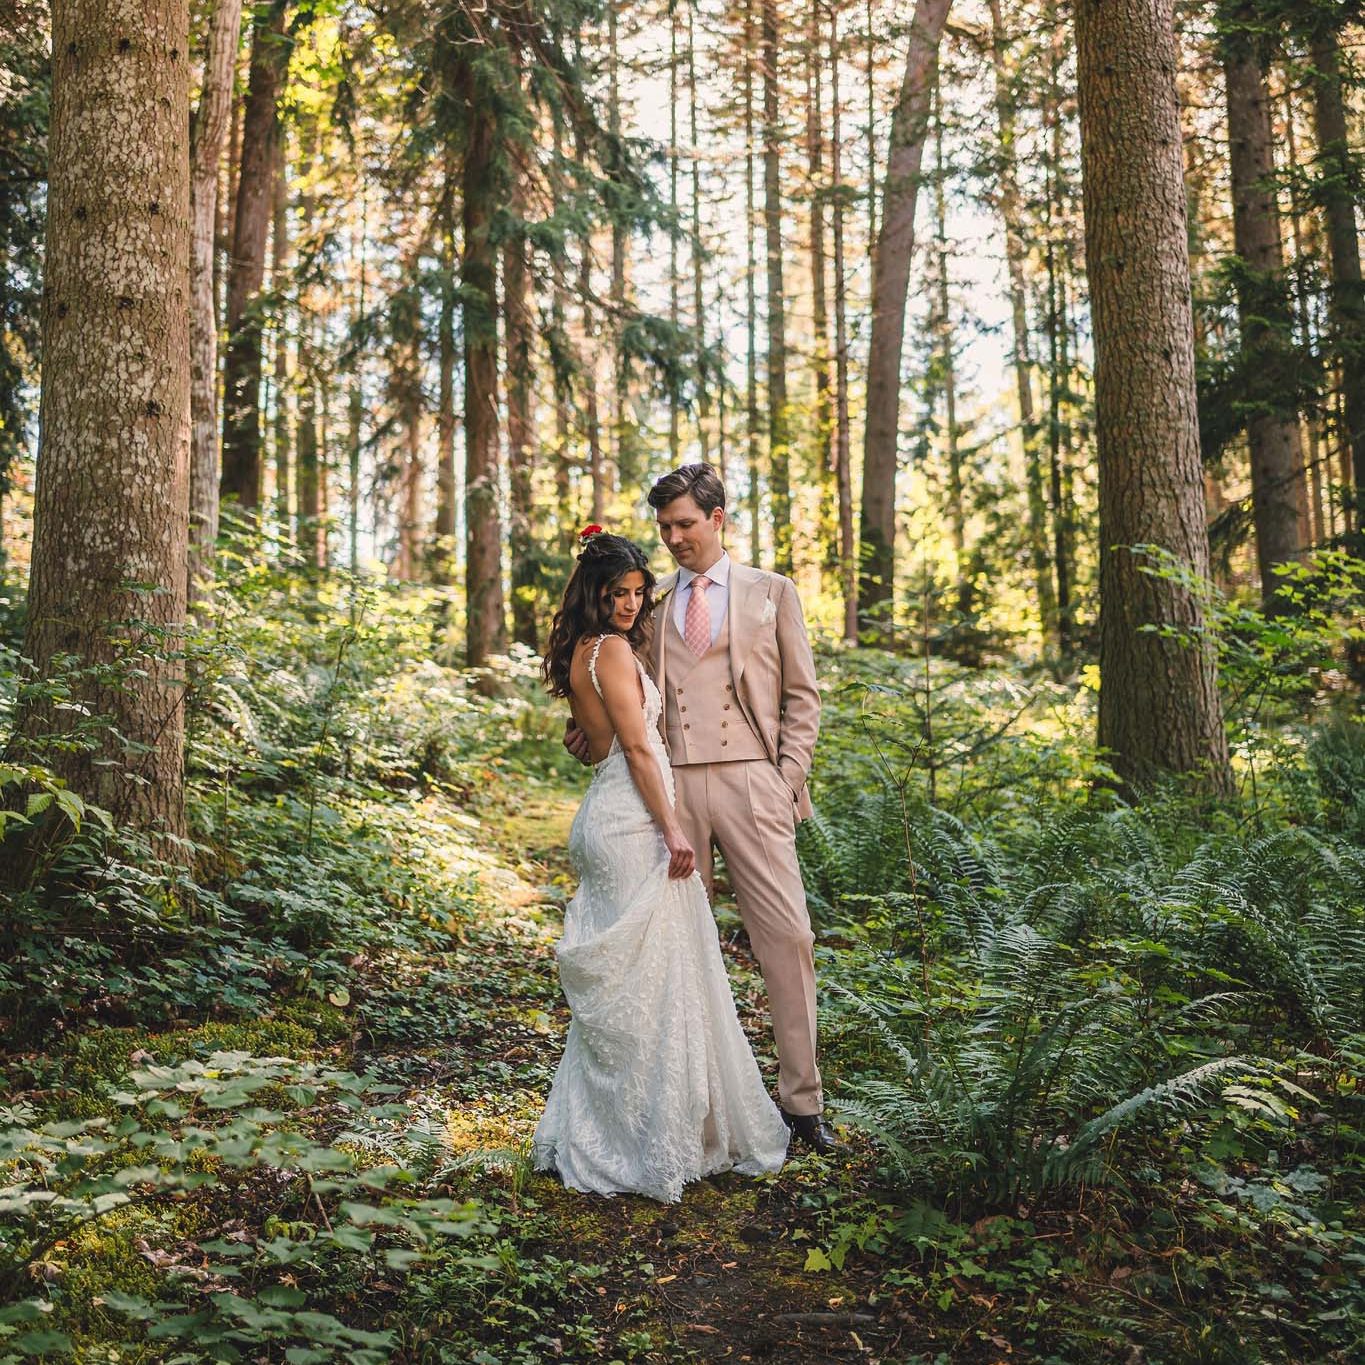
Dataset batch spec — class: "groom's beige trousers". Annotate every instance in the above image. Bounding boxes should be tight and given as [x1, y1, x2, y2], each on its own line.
[671, 760, 822, 1116]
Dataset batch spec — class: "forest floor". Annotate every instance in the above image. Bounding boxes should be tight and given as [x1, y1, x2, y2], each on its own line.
[383, 782, 932, 1363]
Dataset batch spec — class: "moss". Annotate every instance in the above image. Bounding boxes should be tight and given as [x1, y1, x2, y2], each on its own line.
[58, 1018, 324, 1095]
[273, 995, 353, 1044]
[47, 1206, 166, 1357]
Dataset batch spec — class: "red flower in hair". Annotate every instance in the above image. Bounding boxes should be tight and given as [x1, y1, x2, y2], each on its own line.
[579, 524, 605, 540]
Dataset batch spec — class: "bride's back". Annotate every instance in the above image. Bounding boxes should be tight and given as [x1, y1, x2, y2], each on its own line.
[568, 634, 645, 765]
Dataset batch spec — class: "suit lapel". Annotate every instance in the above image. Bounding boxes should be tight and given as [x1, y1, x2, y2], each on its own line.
[728, 563, 766, 687]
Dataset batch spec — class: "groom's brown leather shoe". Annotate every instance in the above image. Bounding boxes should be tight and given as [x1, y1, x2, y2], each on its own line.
[780, 1108, 841, 1155]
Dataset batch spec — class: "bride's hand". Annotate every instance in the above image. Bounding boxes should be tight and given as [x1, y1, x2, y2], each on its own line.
[663, 825, 695, 880]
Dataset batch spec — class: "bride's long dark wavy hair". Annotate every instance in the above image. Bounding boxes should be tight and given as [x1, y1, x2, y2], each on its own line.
[542, 534, 657, 699]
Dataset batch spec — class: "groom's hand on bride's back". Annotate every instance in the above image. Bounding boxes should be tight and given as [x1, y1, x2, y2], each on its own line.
[563, 719, 592, 765]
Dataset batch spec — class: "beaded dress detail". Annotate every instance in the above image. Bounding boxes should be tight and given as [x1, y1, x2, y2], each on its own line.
[532, 635, 790, 1203]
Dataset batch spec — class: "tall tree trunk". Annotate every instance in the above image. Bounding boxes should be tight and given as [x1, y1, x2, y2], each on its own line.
[462, 64, 506, 666]
[347, 167, 367, 575]
[988, 0, 1056, 649]
[1307, 23, 1365, 536]
[1280, 74, 1320, 549]
[668, 6, 682, 464]
[24, 0, 191, 841]
[216, 52, 243, 345]
[577, 126, 605, 523]
[295, 313, 319, 562]
[1222, 7, 1305, 608]
[390, 239, 423, 582]
[761, 0, 792, 574]
[220, 0, 290, 513]
[830, 0, 857, 642]
[806, 0, 834, 577]
[396, 383, 422, 580]
[550, 117, 576, 554]
[933, 94, 968, 621]
[271, 138, 292, 549]
[744, 0, 762, 564]
[607, 0, 630, 491]
[865, 0, 877, 250]
[188, 0, 243, 596]
[505, 190, 538, 648]
[689, 0, 709, 464]
[859, 0, 952, 633]
[1075, 0, 1231, 793]
[316, 331, 332, 568]
[434, 182, 458, 583]
[1045, 8, 1074, 655]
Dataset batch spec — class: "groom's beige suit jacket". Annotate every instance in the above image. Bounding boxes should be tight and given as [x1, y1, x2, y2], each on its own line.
[650, 560, 821, 819]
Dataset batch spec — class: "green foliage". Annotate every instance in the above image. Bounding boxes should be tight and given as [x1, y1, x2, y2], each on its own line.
[0, 1051, 490, 1362]
[0, 542, 563, 1044]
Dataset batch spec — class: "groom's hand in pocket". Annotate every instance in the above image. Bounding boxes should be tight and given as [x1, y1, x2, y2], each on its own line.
[563, 719, 592, 765]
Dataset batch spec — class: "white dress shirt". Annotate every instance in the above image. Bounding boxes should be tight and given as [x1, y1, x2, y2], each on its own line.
[673, 551, 730, 648]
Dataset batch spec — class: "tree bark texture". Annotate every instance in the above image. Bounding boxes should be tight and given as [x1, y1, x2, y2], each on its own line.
[460, 58, 507, 666]
[25, 0, 192, 840]
[1308, 25, 1365, 535]
[1222, 11, 1305, 606]
[761, 0, 792, 574]
[1075, 0, 1231, 793]
[859, 0, 952, 631]
[271, 140, 292, 546]
[505, 185, 538, 649]
[187, 0, 243, 596]
[806, 0, 833, 570]
[219, 0, 289, 512]
[434, 184, 458, 584]
[830, 0, 857, 642]
[988, 0, 1057, 650]
[744, 0, 762, 565]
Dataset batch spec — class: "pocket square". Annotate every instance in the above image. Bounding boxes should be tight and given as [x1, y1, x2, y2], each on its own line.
[760, 597, 778, 626]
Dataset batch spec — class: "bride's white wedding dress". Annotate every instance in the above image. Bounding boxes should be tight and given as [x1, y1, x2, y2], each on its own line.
[532, 636, 790, 1203]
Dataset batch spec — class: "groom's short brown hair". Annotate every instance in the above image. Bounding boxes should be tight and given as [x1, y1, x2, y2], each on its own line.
[647, 463, 726, 516]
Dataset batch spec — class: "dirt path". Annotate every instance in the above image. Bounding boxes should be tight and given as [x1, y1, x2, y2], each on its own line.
[389, 785, 921, 1363]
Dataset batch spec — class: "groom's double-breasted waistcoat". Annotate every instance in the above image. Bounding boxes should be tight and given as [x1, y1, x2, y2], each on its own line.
[649, 559, 824, 1116]
[653, 561, 821, 819]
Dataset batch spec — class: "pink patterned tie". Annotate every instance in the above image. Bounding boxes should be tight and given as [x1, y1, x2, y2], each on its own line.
[684, 575, 712, 657]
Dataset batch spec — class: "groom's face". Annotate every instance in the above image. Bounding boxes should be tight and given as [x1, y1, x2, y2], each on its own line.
[656, 494, 724, 573]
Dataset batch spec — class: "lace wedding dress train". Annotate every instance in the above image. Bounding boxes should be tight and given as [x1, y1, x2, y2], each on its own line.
[531, 637, 790, 1204]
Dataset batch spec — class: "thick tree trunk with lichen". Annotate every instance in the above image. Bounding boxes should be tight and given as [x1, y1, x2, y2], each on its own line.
[23, 0, 191, 841]
[1076, 0, 1231, 794]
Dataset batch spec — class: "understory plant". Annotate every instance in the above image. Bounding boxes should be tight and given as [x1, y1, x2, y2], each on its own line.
[0, 1051, 491, 1362]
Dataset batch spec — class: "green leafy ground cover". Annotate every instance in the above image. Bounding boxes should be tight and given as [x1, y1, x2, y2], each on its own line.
[1, 562, 1362, 1362]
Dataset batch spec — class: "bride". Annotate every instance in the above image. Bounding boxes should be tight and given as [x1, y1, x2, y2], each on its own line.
[531, 529, 790, 1203]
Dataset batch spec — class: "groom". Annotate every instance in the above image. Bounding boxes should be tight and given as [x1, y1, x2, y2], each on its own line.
[568, 463, 838, 1154]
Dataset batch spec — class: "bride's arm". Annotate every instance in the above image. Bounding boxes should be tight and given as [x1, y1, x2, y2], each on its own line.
[592, 636, 695, 880]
